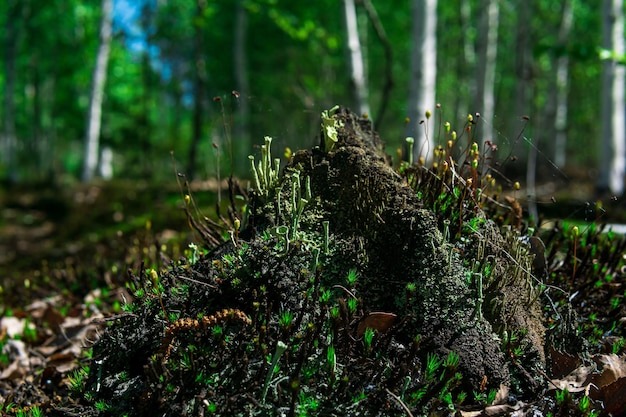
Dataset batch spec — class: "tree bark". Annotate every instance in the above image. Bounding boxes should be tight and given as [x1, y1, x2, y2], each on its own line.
[188, 0, 208, 180]
[599, 0, 625, 196]
[475, 0, 499, 149]
[553, 0, 573, 169]
[82, 0, 113, 182]
[343, 0, 370, 118]
[233, 0, 250, 175]
[361, 0, 393, 130]
[511, 0, 532, 166]
[2, 0, 23, 183]
[457, 0, 476, 123]
[407, 0, 437, 164]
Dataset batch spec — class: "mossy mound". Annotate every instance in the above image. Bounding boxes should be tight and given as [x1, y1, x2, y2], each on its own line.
[86, 108, 547, 416]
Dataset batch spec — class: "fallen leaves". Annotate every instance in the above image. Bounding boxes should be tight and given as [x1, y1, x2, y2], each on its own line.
[548, 352, 626, 415]
[0, 288, 118, 407]
[357, 311, 397, 337]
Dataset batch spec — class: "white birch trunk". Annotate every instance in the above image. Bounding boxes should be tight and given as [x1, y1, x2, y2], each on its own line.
[82, 0, 113, 182]
[476, 0, 499, 149]
[343, 0, 370, 117]
[407, 0, 437, 164]
[600, 0, 625, 195]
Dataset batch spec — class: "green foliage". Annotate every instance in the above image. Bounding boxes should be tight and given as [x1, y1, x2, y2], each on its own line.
[0, 0, 612, 182]
[67, 366, 89, 393]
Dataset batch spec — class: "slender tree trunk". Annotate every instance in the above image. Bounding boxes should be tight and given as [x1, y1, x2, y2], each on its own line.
[2, 0, 21, 183]
[511, 0, 532, 166]
[82, 0, 113, 182]
[553, 0, 573, 168]
[188, 0, 207, 180]
[343, 0, 370, 117]
[407, 0, 437, 164]
[457, 0, 476, 123]
[31, 59, 42, 179]
[233, 0, 250, 175]
[139, 0, 155, 177]
[361, 0, 393, 129]
[475, 0, 499, 149]
[599, 0, 625, 196]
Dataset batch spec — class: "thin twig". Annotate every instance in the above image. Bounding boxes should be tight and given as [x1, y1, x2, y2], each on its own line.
[385, 388, 414, 417]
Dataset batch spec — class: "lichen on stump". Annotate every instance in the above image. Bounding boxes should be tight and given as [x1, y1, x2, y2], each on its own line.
[87, 107, 546, 416]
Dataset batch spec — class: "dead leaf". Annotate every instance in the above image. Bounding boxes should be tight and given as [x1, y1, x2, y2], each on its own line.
[549, 365, 594, 393]
[0, 358, 26, 380]
[357, 312, 397, 337]
[549, 346, 581, 379]
[590, 353, 626, 388]
[600, 376, 626, 415]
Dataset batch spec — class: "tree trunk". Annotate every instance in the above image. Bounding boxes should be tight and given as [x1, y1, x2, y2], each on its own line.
[343, 0, 370, 117]
[139, 0, 155, 177]
[82, 0, 113, 182]
[511, 0, 532, 167]
[553, 0, 573, 169]
[457, 0, 476, 123]
[475, 0, 499, 149]
[599, 0, 625, 196]
[407, 0, 437, 164]
[188, 0, 208, 180]
[2, 0, 21, 183]
[361, 0, 393, 129]
[233, 0, 250, 175]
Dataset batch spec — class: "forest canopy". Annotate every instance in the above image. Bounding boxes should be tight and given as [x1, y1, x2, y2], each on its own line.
[0, 0, 622, 194]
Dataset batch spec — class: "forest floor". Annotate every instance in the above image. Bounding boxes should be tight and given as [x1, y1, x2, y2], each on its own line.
[0, 172, 625, 416]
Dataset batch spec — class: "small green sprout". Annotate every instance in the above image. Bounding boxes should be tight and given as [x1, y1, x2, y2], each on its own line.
[279, 310, 294, 329]
[578, 395, 591, 414]
[445, 351, 459, 369]
[347, 298, 358, 314]
[352, 390, 367, 403]
[346, 268, 358, 285]
[363, 327, 375, 352]
[205, 401, 218, 413]
[327, 344, 337, 377]
[486, 388, 498, 404]
[94, 400, 111, 411]
[67, 366, 88, 393]
[424, 353, 441, 381]
[212, 325, 223, 337]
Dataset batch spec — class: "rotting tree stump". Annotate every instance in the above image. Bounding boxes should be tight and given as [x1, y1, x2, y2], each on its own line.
[87, 108, 547, 416]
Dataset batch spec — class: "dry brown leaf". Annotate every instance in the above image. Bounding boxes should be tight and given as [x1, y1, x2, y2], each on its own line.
[357, 312, 397, 337]
[0, 358, 26, 380]
[42, 305, 65, 331]
[548, 346, 581, 379]
[590, 353, 626, 388]
[601, 376, 626, 415]
[549, 365, 594, 393]
[492, 383, 509, 405]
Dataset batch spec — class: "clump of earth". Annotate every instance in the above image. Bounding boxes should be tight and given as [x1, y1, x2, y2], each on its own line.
[86, 108, 553, 416]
